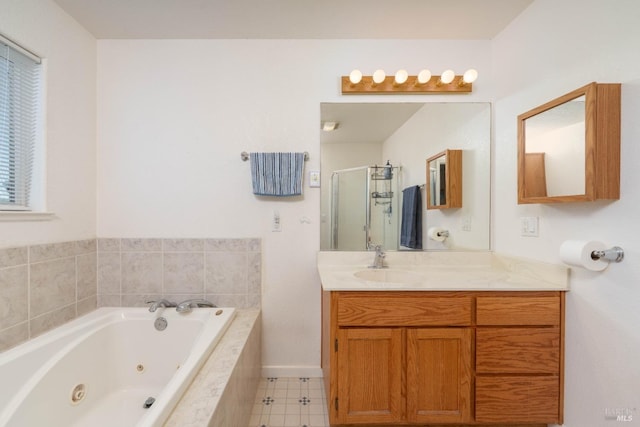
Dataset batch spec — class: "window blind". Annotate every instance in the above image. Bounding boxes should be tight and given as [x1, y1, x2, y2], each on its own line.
[0, 37, 41, 210]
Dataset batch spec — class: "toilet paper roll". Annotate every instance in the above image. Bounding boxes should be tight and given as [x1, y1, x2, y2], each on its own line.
[428, 227, 447, 242]
[559, 240, 608, 271]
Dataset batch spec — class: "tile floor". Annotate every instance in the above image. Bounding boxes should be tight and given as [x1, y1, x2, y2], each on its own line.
[249, 377, 330, 427]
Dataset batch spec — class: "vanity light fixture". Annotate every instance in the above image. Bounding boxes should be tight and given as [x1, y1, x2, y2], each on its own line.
[341, 68, 477, 94]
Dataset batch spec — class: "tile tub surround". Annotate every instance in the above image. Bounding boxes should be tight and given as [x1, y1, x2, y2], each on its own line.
[0, 240, 98, 352]
[97, 238, 262, 309]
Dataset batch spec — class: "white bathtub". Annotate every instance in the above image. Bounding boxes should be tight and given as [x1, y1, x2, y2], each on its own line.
[0, 306, 236, 427]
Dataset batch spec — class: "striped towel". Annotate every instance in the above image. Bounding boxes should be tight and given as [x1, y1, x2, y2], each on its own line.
[249, 152, 305, 196]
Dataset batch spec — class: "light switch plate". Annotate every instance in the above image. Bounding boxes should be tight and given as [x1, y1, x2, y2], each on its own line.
[520, 216, 539, 237]
[309, 170, 320, 187]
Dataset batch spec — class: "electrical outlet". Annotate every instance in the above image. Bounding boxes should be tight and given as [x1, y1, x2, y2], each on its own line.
[520, 216, 539, 237]
[272, 211, 281, 232]
[461, 216, 472, 231]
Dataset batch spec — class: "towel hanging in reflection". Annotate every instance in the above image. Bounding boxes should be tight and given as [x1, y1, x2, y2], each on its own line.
[250, 152, 305, 196]
[401, 185, 422, 249]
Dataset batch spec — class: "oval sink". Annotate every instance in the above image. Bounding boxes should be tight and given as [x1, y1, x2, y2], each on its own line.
[354, 269, 424, 284]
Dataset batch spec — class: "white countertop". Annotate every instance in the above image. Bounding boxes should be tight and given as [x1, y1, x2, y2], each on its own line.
[317, 251, 569, 291]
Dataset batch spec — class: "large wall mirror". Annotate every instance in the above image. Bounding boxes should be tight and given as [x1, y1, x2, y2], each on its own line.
[518, 82, 621, 204]
[320, 102, 491, 252]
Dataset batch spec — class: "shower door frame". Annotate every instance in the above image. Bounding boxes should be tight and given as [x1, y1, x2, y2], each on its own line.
[330, 165, 400, 251]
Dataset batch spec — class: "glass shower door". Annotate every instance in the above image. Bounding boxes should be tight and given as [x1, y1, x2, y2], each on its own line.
[330, 167, 368, 250]
[330, 165, 400, 251]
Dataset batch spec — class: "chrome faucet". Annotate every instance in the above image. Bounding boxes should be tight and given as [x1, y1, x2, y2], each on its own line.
[146, 299, 177, 312]
[370, 245, 387, 269]
[176, 299, 217, 313]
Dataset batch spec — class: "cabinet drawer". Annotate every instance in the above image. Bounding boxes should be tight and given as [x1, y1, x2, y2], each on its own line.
[337, 293, 472, 326]
[476, 376, 560, 423]
[476, 328, 560, 374]
[476, 295, 560, 325]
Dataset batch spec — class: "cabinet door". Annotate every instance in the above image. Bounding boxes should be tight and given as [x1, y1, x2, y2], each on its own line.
[336, 328, 403, 424]
[406, 328, 472, 424]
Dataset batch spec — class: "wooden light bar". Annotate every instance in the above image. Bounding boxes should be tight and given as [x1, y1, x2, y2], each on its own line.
[341, 75, 473, 95]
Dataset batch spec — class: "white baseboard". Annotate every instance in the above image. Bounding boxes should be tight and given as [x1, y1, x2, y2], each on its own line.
[261, 365, 324, 378]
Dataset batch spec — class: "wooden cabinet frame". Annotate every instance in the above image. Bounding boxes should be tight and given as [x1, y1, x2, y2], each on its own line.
[426, 149, 462, 209]
[518, 82, 620, 204]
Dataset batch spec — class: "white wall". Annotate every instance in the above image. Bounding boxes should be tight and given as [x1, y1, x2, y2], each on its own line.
[0, 0, 96, 246]
[97, 39, 492, 375]
[384, 103, 491, 250]
[492, 0, 640, 424]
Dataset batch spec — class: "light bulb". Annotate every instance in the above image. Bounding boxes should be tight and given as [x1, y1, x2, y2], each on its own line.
[394, 69, 408, 85]
[416, 69, 431, 85]
[349, 69, 362, 85]
[372, 69, 386, 85]
[440, 69, 455, 84]
[462, 68, 478, 84]
[322, 121, 338, 132]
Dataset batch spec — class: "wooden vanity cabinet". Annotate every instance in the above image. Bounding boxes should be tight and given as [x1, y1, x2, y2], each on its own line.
[325, 292, 473, 425]
[322, 291, 565, 427]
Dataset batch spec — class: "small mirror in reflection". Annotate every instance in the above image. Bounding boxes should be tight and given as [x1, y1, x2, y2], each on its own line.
[429, 153, 447, 206]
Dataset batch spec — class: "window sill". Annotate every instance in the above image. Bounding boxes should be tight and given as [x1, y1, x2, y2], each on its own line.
[0, 211, 56, 221]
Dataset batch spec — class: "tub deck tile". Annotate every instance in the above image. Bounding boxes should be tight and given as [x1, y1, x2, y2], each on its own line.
[165, 309, 261, 427]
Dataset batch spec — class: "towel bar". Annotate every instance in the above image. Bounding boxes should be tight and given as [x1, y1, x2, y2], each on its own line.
[241, 151, 309, 161]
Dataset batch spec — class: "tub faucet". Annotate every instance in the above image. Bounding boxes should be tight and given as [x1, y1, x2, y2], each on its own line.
[370, 245, 387, 269]
[176, 299, 217, 313]
[146, 299, 176, 312]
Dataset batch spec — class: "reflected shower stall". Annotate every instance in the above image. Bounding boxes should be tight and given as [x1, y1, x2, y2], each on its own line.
[330, 165, 401, 251]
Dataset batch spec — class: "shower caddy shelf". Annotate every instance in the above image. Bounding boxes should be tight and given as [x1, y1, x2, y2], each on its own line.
[371, 165, 394, 199]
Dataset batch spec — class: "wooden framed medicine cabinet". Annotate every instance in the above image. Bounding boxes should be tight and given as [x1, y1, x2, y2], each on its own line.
[426, 149, 462, 209]
[518, 82, 621, 204]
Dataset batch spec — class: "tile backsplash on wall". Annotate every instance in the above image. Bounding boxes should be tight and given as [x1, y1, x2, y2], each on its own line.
[0, 237, 262, 353]
[97, 238, 262, 310]
[0, 239, 97, 352]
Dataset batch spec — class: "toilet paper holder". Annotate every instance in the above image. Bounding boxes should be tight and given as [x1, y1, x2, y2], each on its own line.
[591, 246, 624, 263]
